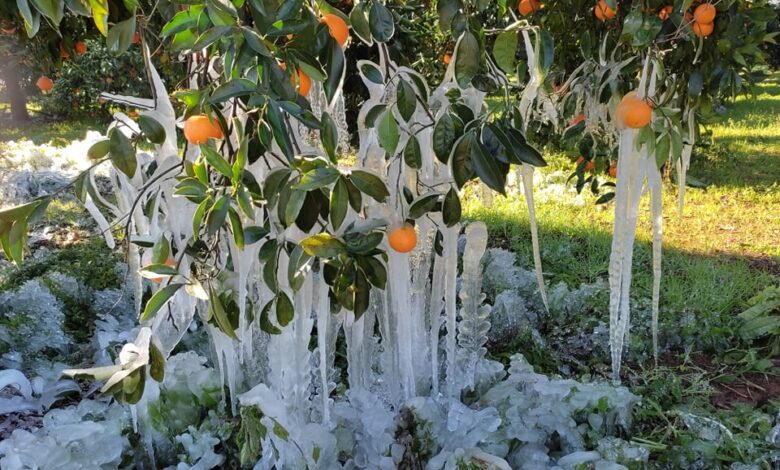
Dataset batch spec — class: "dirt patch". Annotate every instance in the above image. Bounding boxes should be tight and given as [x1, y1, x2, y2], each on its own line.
[711, 365, 780, 409]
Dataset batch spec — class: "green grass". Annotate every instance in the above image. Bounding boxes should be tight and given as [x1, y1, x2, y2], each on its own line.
[0, 115, 104, 148]
[468, 73, 780, 467]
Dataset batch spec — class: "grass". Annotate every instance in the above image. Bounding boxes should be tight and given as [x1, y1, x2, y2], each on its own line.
[467, 73, 780, 466]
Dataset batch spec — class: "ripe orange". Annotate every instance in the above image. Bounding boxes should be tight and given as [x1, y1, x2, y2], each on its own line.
[132, 32, 141, 44]
[615, 92, 653, 129]
[609, 164, 618, 178]
[658, 5, 673, 20]
[595, 0, 617, 21]
[279, 63, 312, 96]
[1, 26, 16, 34]
[60, 43, 70, 59]
[693, 3, 716, 23]
[518, 0, 542, 16]
[74, 41, 87, 54]
[388, 225, 417, 253]
[693, 21, 714, 37]
[36, 76, 54, 92]
[576, 156, 595, 172]
[569, 113, 585, 126]
[443, 53, 451, 65]
[321, 14, 349, 47]
[184, 115, 224, 145]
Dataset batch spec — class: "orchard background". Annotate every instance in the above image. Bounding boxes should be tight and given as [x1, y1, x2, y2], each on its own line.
[0, 0, 780, 468]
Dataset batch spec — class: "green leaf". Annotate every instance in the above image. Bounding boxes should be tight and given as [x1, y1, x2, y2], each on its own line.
[161, 8, 201, 38]
[241, 26, 272, 56]
[107, 16, 136, 56]
[323, 41, 345, 105]
[193, 25, 232, 49]
[471, 138, 506, 194]
[152, 235, 170, 263]
[437, 0, 459, 32]
[655, 133, 671, 168]
[320, 112, 339, 163]
[396, 79, 417, 122]
[259, 300, 281, 334]
[244, 226, 268, 245]
[288, 245, 311, 291]
[455, 30, 479, 88]
[360, 62, 383, 84]
[228, 208, 245, 250]
[688, 70, 703, 98]
[538, 29, 554, 72]
[284, 189, 306, 227]
[87, 139, 110, 160]
[368, 1, 394, 42]
[109, 129, 137, 178]
[207, 195, 230, 236]
[364, 104, 386, 127]
[141, 283, 184, 322]
[211, 78, 256, 103]
[344, 231, 383, 254]
[296, 168, 340, 191]
[149, 342, 165, 382]
[209, 287, 238, 340]
[451, 132, 475, 188]
[442, 188, 461, 227]
[349, 2, 372, 45]
[349, 170, 389, 203]
[201, 145, 233, 178]
[31, 0, 64, 27]
[266, 102, 294, 161]
[404, 135, 422, 169]
[409, 193, 440, 219]
[137, 115, 166, 144]
[276, 292, 294, 327]
[300, 233, 346, 258]
[7, 219, 27, 264]
[433, 113, 457, 163]
[377, 110, 399, 156]
[493, 31, 517, 73]
[330, 178, 348, 230]
[353, 269, 370, 318]
[192, 198, 211, 239]
[356, 255, 386, 289]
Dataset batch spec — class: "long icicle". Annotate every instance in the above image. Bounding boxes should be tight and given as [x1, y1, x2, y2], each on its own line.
[648, 157, 663, 363]
[677, 105, 696, 218]
[520, 164, 549, 311]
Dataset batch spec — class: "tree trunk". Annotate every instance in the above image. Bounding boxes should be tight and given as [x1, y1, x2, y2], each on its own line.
[1, 59, 30, 122]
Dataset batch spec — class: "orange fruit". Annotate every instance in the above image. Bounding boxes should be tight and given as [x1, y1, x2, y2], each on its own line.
[576, 156, 595, 172]
[518, 0, 542, 16]
[388, 225, 417, 253]
[321, 14, 349, 47]
[443, 53, 451, 65]
[132, 32, 140, 44]
[595, 0, 617, 21]
[615, 92, 653, 129]
[1, 26, 16, 34]
[609, 164, 618, 178]
[36, 76, 54, 92]
[569, 113, 585, 126]
[279, 62, 312, 96]
[74, 41, 87, 54]
[658, 5, 673, 20]
[60, 43, 70, 59]
[184, 115, 224, 145]
[693, 21, 714, 37]
[128, 110, 138, 119]
[693, 3, 716, 23]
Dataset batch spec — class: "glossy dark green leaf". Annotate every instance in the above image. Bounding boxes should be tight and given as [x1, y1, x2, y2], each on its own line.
[433, 113, 457, 163]
[137, 115, 166, 144]
[377, 110, 399, 156]
[207, 195, 230, 236]
[409, 193, 440, 219]
[107, 16, 136, 56]
[284, 189, 306, 226]
[276, 292, 294, 327]
[437, 0, 460, 32]
[201, 145, 233, 178]
[404, 135, 422, 169]
[493, 31, 517, 73]
[442, 187, 461, 227]
[330, 177, 348, 230]
[471, 139, 506, 194]
[368, 1, 394, 42]
[364, 104, 386, 127]
[353, 270, 370, 318]
[323, 41, 345, 105]
[349, 170, 389, 203]
[109, 129, 137, 178]
[396, 78, 417, 122]
[320, 112, 339, 163]
[228, 207, 245, 249]
[259, 300, 281, 334]
[360, 62, 384, 85]
[140, 283, 184, 322]
[193, 25, 232, 50]
[356, 255, 386, 289]
[211, 78, 256, 103]
[288, 245, 311, 291]
[349, 2, 372, 45]
[209, 287, 238, 340]
[455, 30, 479, 88]
[451, 132, 475, 188]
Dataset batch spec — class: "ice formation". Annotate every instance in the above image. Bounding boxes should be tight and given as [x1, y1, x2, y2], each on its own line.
[2, 34, 652, 468]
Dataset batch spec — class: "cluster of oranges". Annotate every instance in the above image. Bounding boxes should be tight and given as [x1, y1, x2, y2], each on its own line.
[690, 3, 716, 37]
[575, 156, 618, 177]
[518, 0, 542, 16]
[594, 0, 617, 21]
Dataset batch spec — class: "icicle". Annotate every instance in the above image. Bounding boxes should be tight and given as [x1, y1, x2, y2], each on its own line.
[83, 195, 115, 249]
[387, 250, 416, 399]
[648, 158, 663, 362]
[678, 105, 696, 218]
[442, 225, 459, 397]
[315, 275, 331, 424]
[519, 165, 549, 311]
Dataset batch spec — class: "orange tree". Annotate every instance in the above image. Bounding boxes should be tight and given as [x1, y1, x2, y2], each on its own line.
[0, 0, 776, 400]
